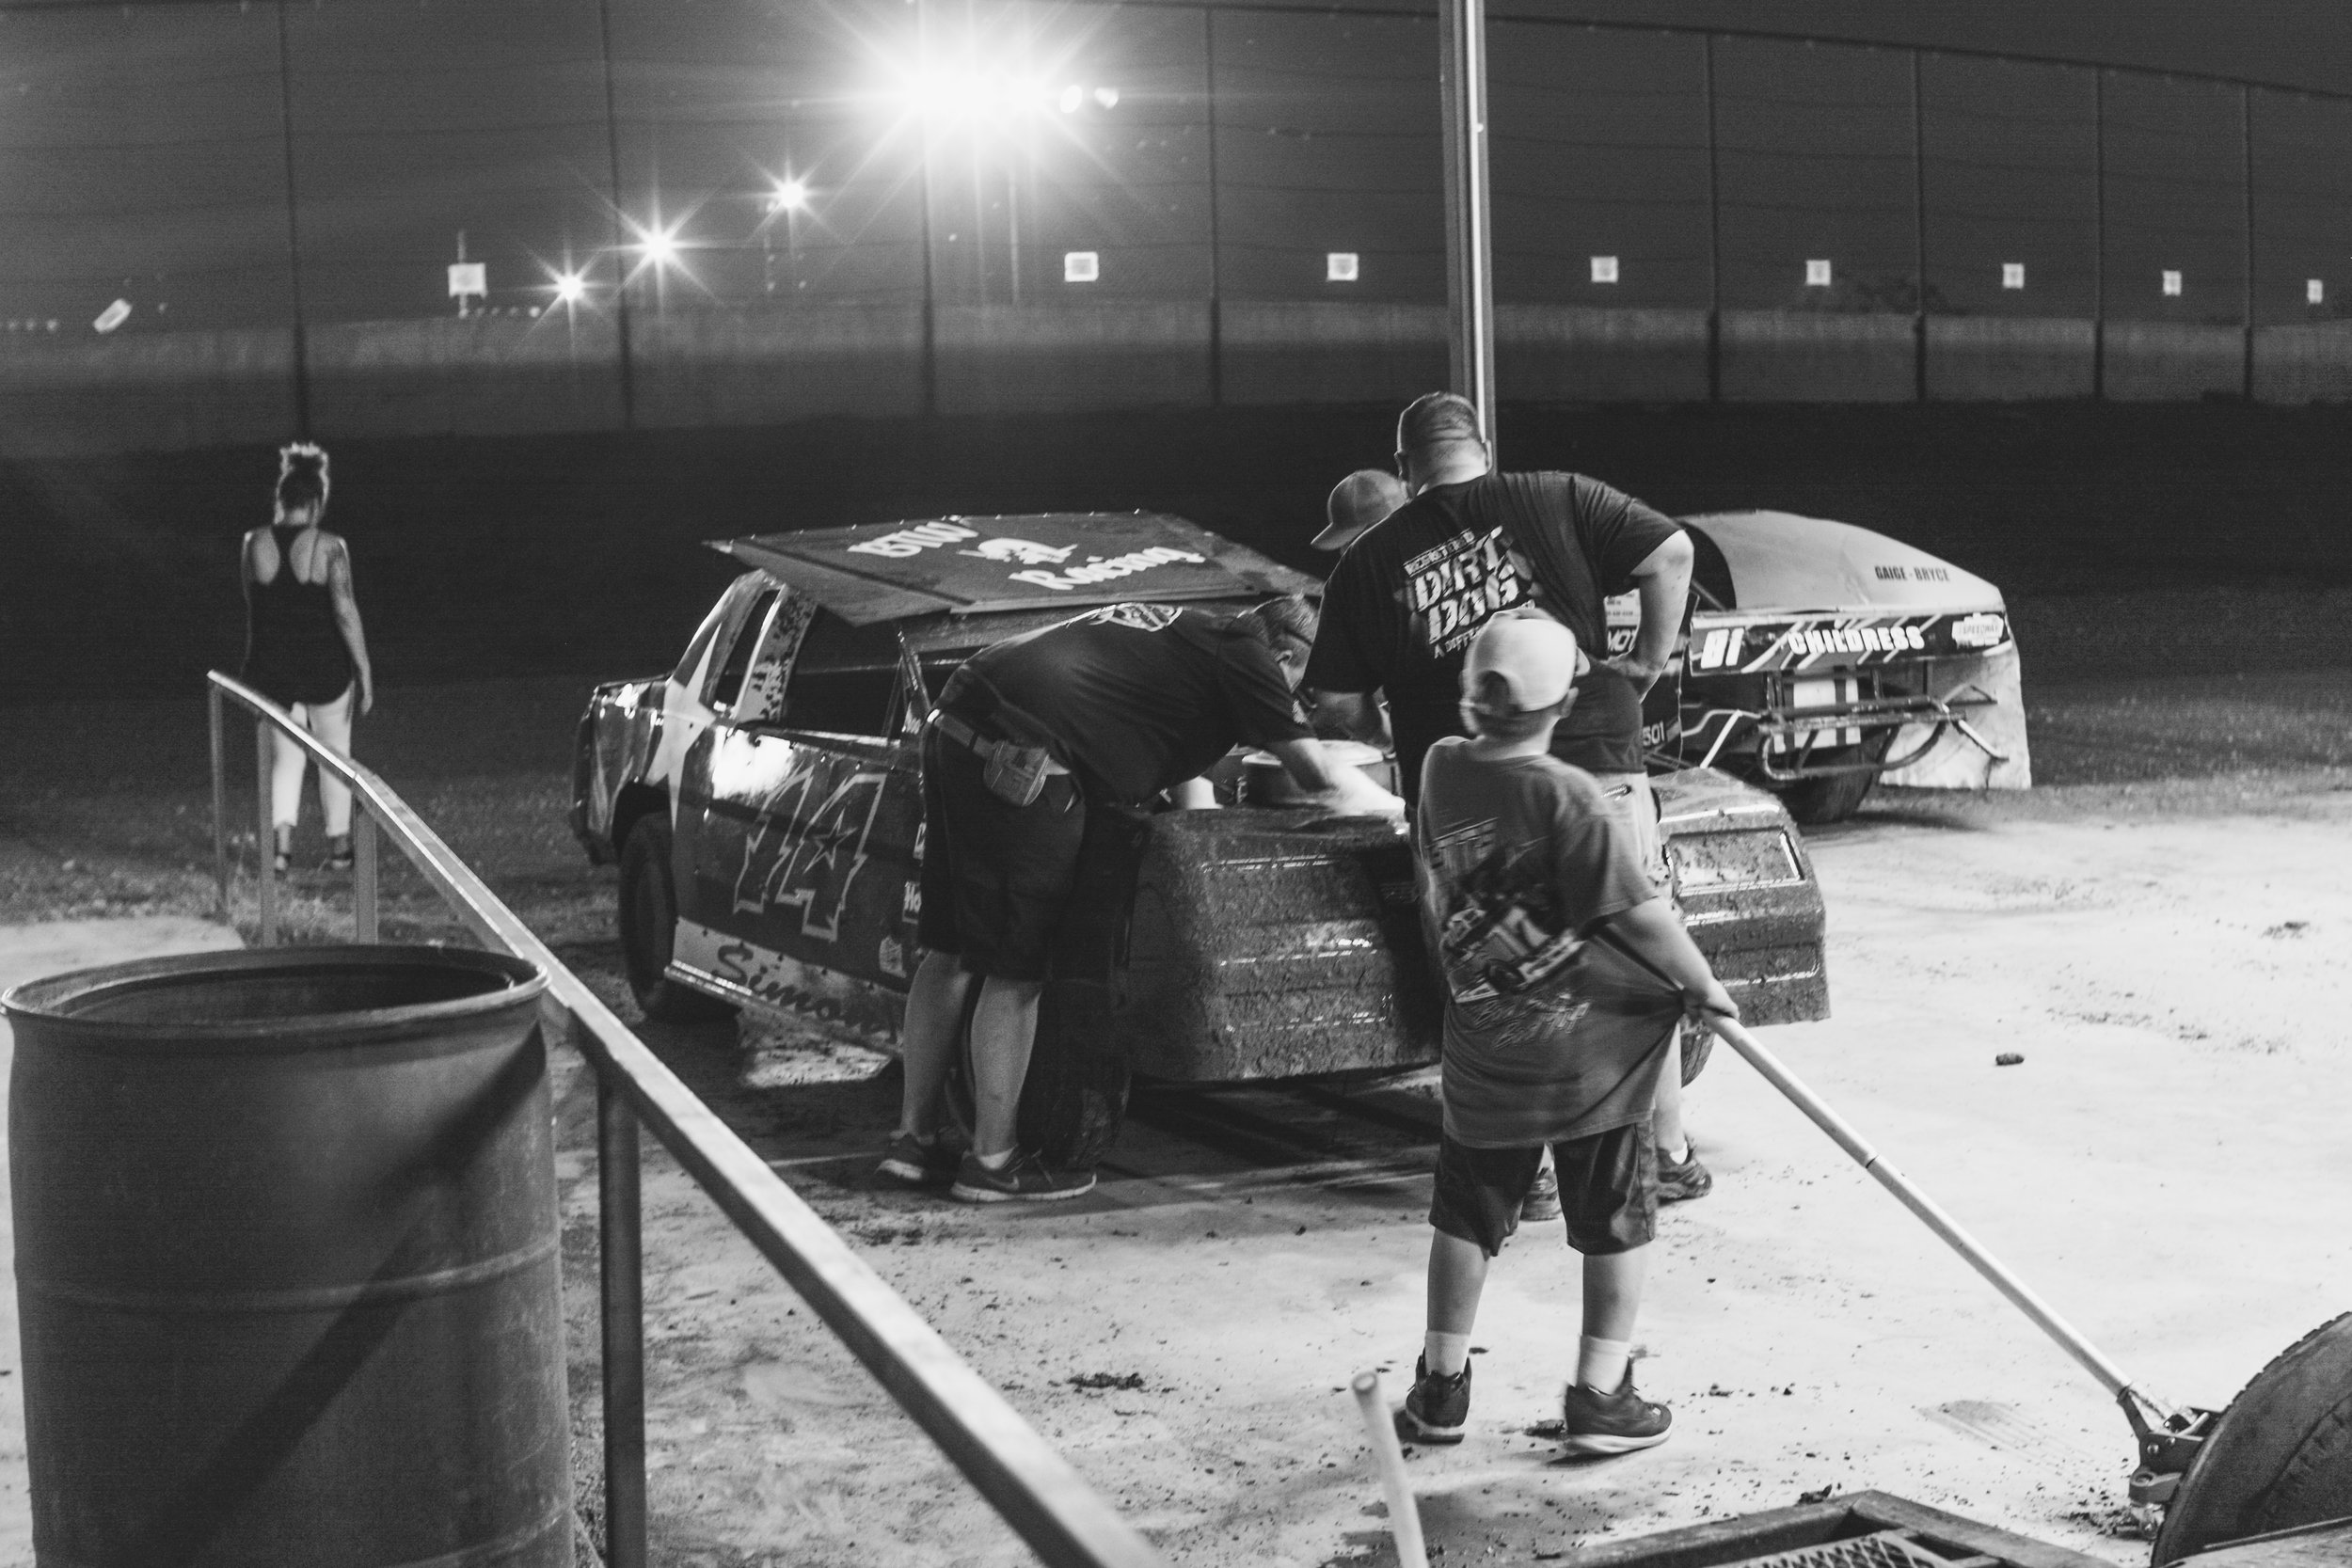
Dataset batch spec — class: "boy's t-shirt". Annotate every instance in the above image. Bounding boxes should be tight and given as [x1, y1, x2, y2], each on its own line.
[1415, 739, 1683, 1148]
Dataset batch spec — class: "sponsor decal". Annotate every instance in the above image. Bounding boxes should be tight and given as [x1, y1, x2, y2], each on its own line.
[901, 879, 922, 920]
[848, 520, 981, 559]
[1404, 528, 1524, 657]
[1780, 624, 1927, 657]
[731, 759, 889, 942]
[1604, 592, 1639, 657]
[1874, 563, 1951, 581]
[1008, 546, 1206, 593]
[1951, 611, 2008, 649]
[959, 537, 1075, 566]
[1086, 603, 1183, 633]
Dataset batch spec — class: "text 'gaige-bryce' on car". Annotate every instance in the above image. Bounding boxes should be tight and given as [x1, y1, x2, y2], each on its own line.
[569, 511, 1831, 1168]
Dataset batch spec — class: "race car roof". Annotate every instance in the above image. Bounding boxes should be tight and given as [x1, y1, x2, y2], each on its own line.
[1681, 510, 2004, 614]
[713, 512, 1317, 626]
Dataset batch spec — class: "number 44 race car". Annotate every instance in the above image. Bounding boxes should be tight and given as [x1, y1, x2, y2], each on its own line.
[571, 512, 1833, 1167]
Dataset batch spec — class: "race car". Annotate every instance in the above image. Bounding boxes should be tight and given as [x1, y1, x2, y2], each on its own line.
[571, 512, 1831, 1165]
[1626, 511, 2030, 825]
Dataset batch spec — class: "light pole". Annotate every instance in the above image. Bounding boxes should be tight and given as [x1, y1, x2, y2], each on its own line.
[1438, 0, 1497, 455]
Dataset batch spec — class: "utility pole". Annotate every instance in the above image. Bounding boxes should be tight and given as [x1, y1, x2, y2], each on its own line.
[1438, 0, 1497, 455]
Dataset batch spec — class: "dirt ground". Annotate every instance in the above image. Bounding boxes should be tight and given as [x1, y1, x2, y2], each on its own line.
[0, 675, 2348, 1566]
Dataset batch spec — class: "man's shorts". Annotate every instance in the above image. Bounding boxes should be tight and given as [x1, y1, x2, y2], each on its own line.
[1428, 1121, 1657, 1258]
[917, 723, 1086, 982]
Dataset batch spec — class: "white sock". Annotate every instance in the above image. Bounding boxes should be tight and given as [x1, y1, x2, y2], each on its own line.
[1423, 1331, 1472, 1378]
[1576, 1335, 1632, 1392]
[977, 1148, 1014, 1171]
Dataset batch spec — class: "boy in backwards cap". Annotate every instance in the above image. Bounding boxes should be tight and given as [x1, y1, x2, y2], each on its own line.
[1400, 611, 1736, 1453]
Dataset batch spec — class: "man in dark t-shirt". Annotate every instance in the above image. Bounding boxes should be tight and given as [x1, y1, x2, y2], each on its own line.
[1308, 391, 1710, 1198]
[880, 596, 1403, 1203]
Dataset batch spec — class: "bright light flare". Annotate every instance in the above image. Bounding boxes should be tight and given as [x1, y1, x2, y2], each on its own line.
[551, 270, 588, 306]
[774, 177, 811, 212]
[639, 225, 682, 270]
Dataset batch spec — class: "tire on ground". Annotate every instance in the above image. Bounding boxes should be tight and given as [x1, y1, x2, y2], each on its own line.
[940, 980, 1131, 1170]
[618, 816, 735, 1024]
[1772, 732, 1893, 826]
[1018, 982, 1131, 1170]
[2153, 1311, 2352, 1563]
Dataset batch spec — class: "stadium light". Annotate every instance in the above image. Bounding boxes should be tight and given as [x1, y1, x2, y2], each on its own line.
[640, 225, 681, 270]
[552, 270, 589, 306]
[772, 177, 810, 213]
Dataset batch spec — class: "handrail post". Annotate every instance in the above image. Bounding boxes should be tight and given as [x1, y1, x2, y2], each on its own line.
[353, 811, 379, 943]
[253, 720, 278, 946]
[209, 684, 230, 921]
[598, 1066, 649, 1568]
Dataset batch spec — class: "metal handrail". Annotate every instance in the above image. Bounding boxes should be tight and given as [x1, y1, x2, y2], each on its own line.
[207, 670, 1168, 1568]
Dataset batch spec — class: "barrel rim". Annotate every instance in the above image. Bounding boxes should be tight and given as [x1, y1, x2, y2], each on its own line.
[1, 943, 548, 1041]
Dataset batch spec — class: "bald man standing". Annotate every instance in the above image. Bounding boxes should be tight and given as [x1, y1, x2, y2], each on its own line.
[1307, 392, 1712, 1203]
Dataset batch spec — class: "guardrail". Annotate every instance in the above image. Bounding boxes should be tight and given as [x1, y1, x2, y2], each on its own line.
[206, 670, 1168, 1568]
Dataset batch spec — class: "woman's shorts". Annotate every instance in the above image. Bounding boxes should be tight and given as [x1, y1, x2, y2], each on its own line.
[916, 724, 1086, 982]
[1428, 1121, 1657, 1258]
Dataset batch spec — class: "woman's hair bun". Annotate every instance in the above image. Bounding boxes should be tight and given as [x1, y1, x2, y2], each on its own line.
[275, 441, 331, 514]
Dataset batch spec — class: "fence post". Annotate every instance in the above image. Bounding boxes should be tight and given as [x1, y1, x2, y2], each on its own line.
[2092, 68, 2106, 401]
[353, 811, 379, 943]
[253, 721, 278, 947]
[598, 1069, 649, 1568]
[2241, 83, 2257, 402]
[1912, 48, 1929, 403]
[210, 685, 230, 922]
[1703, 32, 1722, 404]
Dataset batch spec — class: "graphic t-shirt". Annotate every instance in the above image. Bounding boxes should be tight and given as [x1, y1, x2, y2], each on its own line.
[1415, 740, 1682, 1148]
[959, 604, 1312, 806]
[1308, 471, 1680, 792]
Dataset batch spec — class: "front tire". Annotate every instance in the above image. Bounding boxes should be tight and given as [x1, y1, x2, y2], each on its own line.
[1772, 732, 1893, 826]
[2153, 1312, 2352, 1563]
[618, 816, 734, 1024]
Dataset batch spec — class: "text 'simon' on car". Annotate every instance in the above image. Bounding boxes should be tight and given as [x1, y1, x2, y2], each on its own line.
[571, 513, 1831, 1166]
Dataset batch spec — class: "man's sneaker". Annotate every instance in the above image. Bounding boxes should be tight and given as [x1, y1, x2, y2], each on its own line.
[1559, 1373, 1672, 1455]
[1520, 1158, 1563, 1223]
[874, 1132, 961, 1190]
[1395, 1354, 1471, 1445]
[949, 1150, 1095, 1204]
[1656, 1145, 1713, 1204]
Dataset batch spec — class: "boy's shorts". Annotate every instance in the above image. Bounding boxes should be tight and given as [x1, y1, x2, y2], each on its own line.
[1428, 1122, 1657, 1258]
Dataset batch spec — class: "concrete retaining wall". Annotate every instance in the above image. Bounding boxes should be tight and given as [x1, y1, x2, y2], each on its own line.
[14, 304, 2352, 457]
[1925, 316, 2095, 401]
[1721, 310, 1917, 402]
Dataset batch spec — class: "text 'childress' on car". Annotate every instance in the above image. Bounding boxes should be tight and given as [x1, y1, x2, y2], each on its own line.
[571, 512, 1833, 1167]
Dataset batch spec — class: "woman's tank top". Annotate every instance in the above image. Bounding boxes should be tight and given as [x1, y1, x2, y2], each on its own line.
[242, 524, 353, 706]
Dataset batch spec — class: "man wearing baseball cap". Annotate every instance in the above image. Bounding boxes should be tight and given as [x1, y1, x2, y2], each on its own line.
[1398, 611, 1736, 1455]
[1315, 468, 1411, 554]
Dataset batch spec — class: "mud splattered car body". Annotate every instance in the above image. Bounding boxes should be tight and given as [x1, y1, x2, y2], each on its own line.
[572, 513, 1829, 1159]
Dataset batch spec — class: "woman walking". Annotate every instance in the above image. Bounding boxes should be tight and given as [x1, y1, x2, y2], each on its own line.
[240, 442, 374, 873]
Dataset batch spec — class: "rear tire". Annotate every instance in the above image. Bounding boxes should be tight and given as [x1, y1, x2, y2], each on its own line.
[618, 816, 734, 1024]
[2154, 1312, 2352, 1563]
[1772, 733, 1893, 826]
[942, 979, 1131, 1171]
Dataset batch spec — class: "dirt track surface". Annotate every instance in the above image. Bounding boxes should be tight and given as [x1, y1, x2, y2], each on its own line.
[3, 674, 2349, 1566]
[551, 779, 2352, 1568]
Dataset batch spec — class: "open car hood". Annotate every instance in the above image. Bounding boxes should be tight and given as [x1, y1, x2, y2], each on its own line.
[1683, 510, 2004, 613]
[713, 512, 1318, 626]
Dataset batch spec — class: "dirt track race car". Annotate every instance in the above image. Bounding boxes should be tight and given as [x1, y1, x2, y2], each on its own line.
[571, 512, 1831, 1164]
[1646, 511, 2031, 824]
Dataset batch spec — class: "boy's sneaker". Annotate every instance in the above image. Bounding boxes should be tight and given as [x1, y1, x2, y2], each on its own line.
[874, 1132, 961, 1190]
[1396, 1354, 1471, 1445]
[1519, 1160, 1563, 1223]
[949, 1150, 1095, 1204]
[1558, 1373, 1672, 1455]
[1656, 1145, 1713, 1204]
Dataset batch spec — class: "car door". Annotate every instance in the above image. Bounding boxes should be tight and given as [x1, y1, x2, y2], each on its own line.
[670, 597, 925, 1003]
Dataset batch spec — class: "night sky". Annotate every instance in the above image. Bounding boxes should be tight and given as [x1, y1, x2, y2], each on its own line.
[2, 0, 2348, 335]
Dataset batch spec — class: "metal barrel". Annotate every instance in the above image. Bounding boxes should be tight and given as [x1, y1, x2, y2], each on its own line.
[3, 945, 572, 1568]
